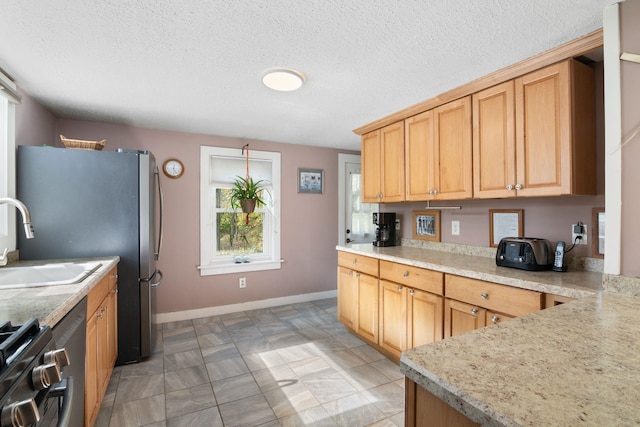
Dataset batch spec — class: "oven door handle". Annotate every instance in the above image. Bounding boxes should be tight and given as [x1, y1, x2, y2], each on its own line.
[49, 376, 74, 427]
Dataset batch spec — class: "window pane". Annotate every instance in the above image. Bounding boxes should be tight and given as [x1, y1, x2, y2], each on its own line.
[216, 212, 264, 255]
[216, 188, 232, 209]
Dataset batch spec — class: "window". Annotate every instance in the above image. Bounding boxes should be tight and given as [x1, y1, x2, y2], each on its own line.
[200, 146, 281, 275]
[0, 70, 18, 252]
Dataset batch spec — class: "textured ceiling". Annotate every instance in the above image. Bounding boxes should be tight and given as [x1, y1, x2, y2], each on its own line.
[0, 1, 611, 151]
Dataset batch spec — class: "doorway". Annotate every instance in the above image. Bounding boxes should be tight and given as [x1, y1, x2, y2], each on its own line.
[338, 154, 378, 245]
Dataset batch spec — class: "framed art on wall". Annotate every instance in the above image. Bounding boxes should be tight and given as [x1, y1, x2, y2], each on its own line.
[489, 209, 524, 247]
[298, 168, 324, 194]
[413, 210, 441, 242]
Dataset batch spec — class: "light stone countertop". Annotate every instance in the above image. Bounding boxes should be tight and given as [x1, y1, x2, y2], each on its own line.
[337, 244, 602, 298]
[0, 257, 120, 327]
[400, 292, 640, 426]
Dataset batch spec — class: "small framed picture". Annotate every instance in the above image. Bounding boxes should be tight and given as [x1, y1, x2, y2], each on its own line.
[413, 210, 441, 242]
[298, 168, 324, 194]
[489, 209, 524, 247]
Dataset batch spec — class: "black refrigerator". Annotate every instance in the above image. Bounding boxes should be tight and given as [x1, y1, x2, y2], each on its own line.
[16, 145, 163, 365]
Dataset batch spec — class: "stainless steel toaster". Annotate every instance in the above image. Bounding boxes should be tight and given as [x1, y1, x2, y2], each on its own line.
[495, 237, 553, 271]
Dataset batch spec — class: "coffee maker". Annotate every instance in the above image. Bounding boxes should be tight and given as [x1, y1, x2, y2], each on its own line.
[373, 212, 396, 247]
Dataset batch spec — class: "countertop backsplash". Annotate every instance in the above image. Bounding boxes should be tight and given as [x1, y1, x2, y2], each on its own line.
[401, 238, 604, 273]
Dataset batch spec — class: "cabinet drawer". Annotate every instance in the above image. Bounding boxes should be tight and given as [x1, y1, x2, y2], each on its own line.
[338, 252, 378, 277]
[380, 260, 443, 295]
[445, 274, 542, 317]
[87, 267, 117, 315]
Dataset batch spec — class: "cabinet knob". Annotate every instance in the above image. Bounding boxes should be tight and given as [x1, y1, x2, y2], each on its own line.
[403, 271, 409, 278]
[481, 293, 488, 299]
[352, 259, 357, 265]
[397, 286, 403, 291]
[492, 315, 500, 324]
[355, 273, 360, 278]
[506, 184, 514, 191]
[515, 184, 523, 190]
[409, 289, 415, 296]
[471, 308, 478, 315]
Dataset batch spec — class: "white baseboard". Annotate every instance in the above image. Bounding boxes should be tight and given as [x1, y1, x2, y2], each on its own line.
[155, 290, 337, 324]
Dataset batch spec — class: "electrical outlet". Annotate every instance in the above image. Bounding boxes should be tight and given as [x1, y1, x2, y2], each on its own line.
[395, 219, 401, 231]
[239, 278, 246, 288]
[571, 224, 588, 245]
[451, 221, 460, 236]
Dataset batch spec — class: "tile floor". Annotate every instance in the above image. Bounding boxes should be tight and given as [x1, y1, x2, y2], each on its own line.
[95, 298, 405, 426]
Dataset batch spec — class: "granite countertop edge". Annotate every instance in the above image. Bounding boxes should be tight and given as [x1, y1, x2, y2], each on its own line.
[0, 257, 120, 327]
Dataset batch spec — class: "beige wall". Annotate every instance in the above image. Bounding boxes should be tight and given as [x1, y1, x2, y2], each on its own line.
[620, 0, 640, 277]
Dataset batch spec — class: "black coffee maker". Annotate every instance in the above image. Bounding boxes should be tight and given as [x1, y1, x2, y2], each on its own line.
[373, 212, 396, 247]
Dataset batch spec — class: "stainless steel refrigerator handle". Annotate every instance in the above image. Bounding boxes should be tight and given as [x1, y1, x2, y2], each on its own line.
[155, 167, 163, 260]
[150, 269, 163, 288]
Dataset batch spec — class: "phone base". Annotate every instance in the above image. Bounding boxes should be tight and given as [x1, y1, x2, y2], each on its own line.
[552, 265, 568, 272]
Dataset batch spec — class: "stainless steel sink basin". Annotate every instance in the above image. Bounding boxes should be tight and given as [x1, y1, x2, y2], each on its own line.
[0, 261, 103, 289]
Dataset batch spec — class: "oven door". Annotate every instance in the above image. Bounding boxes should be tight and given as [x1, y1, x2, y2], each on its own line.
[37, 377, 74, 427]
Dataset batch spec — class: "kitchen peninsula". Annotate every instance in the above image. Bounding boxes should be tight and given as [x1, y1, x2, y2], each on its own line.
[337, 243, 639, 425]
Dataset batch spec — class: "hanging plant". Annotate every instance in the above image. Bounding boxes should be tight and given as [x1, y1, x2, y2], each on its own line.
[229, 175, 267, 214]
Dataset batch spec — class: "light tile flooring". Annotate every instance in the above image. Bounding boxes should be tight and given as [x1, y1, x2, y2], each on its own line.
[95, 298, 405, 426]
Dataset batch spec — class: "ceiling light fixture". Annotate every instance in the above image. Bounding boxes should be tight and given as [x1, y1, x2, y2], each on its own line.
[262, 68, 306, 92]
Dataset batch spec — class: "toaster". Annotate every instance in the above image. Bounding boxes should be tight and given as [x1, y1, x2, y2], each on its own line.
[495, 237, 553, 271]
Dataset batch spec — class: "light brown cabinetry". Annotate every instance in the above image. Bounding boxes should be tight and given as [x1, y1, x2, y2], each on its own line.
[513, 59, 595, 197]
[362, 122, 405, 202]
[337, 252, 379, 344]
[405, 110, 434, 200]
[85, 267, 118, 427]
[432, 97, 473, 200]
[404, 96, 472, 201]
[406, 378, 479, 427]
[472, 81, 516, 198]
[444, 274, 542, 338]
[473, 59, 596, 198]
[379, 261, 444, 359]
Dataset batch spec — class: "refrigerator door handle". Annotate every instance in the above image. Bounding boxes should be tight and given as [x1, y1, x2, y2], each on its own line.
[155, 167, 163, 260]
[150, 269, 163, 288]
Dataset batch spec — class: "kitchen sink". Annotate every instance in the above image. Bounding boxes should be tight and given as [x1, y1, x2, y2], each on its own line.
[0, 261, 103, 289]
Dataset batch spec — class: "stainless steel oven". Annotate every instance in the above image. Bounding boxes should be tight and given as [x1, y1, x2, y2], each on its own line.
[0, 318, 75, 427]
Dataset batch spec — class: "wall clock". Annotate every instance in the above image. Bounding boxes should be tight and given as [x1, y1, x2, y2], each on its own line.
[162, 158, 184, 179]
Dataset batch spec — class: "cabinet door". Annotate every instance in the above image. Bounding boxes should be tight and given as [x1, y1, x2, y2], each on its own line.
[444, 299, 486, 338]
[361, 130, 381, 202]
[486, 310, 515, 326]
[515, 61, 571, 196]
[356, 273, 379, 343]
[379, 280, 407, 359]
[473, 81, 516, 198]
[107, 281, 118, 367]
[407, 289, 443, 348]
[97, 301, 110, 397]
[337, 266, 357, 330]
[380, 122, 405, 202]
[433, 97, 472, 200]
[85, 312, 99, 427]
[405, 110, 434, 201]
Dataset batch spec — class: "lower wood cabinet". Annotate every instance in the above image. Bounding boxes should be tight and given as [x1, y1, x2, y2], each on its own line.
[85, 267, 118, 427]
[405, 378, 479, 427]
[444, 274, 542, 338]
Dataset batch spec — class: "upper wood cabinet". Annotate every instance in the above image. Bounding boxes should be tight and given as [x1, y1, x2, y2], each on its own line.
[362, 122, 405, 202]
[472, 81, 517, 198]
[432, 97, 473, 200]
[405, 110, 434, 200]
[473, 59, 596, 198]
[514, 59, 596, 197]
[405, 97, 472, 201]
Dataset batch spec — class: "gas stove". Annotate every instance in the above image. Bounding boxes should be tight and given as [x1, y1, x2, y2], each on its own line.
[0, 319, 71, 427]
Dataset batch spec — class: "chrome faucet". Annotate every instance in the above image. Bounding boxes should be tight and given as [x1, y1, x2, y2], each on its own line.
[0, 197, 35, 266]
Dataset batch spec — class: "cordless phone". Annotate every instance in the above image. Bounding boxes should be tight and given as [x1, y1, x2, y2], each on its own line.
[552, 241, 568, 272]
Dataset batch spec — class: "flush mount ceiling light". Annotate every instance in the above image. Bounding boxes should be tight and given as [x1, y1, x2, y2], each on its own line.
[262, 68, 306, 91]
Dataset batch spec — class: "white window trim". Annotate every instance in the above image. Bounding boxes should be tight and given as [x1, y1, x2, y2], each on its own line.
[199, 146, 281, 276]
[0, 71, 18, 253]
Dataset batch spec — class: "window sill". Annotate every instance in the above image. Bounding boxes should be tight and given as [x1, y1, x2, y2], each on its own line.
[199, 259, 282, 276]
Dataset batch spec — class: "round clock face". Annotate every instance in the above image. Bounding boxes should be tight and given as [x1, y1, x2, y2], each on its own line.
[163, 158, 184, 178]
